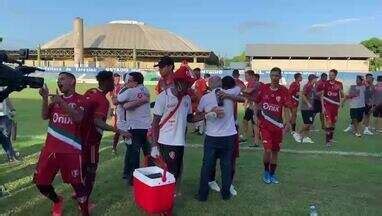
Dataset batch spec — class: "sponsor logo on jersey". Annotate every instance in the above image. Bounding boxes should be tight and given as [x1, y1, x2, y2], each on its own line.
[327, 91, 339, 97]
[52, 113, 73, 125]
[262, 102, 280, 112]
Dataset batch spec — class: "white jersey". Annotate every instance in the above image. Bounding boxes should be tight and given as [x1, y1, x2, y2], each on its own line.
[153, 88, 192, 146]
[198, 86, 240, 137]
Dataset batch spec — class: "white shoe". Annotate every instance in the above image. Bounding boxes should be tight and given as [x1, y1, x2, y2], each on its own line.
[363, 127, 373, 135]
[355, 133, 362, 137]
[208, 181, 221, 192]
[230, 185, 237, 196]
[292, 132, 301, 143]
[343, 125, 352, 132]
[302, 137, 314, 144]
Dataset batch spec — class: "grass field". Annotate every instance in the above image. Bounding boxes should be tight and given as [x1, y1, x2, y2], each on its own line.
[1, 82, 382, 216]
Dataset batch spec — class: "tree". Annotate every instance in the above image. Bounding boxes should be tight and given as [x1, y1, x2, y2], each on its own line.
[224, 51, 247, 66]
[361, 37, 382, 71]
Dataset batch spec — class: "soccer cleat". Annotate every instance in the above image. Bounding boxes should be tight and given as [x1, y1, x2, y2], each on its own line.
[51, 196, 63, 216]
[230, 185, 237, 196]
[343, 125, 353, 132]
[363, 127, 374, 135]
[302, 137, 314, 144]
[292, 132, 302, 143]
[208, 181, 221, 192]
[262, 171, 271, 184]
[270, 175, 279, 184]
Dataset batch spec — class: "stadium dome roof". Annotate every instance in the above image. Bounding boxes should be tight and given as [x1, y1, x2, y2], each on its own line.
[41, 20, 205, 52]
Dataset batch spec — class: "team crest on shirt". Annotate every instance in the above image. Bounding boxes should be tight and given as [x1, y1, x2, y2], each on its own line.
[71, 169, 79, 178]
[276, 96, 281, 102]
[169, 151, 176, 159]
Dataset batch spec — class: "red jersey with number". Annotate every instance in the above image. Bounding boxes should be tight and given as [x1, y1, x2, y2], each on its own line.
[155, 72, 175, 94]
[83, 88, 110, 143]
[255, 84, 292, 129]
[289, 81, 300, 106]
[322, 80, 343, 106]
[44, 93, 85, 154]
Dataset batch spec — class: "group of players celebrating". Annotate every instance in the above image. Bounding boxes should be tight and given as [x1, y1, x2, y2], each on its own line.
[33, 55, 381, 215]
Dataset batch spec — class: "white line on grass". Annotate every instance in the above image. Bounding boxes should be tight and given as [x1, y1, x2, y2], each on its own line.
[187, 144, 382, 158]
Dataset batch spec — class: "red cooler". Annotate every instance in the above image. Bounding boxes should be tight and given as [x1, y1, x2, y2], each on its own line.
[133, 166, 176, 214]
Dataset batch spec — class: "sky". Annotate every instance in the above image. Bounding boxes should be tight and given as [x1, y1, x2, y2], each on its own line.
[1, 0, 381, 57]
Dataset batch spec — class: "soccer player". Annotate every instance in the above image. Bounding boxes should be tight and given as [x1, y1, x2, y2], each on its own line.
[289, 72, 302, 138]
[241, 70, 261, 146]
[296, 74, 318, 143]
[34, 72, 86, 216]
[254, 67, 292, 184]
[313, 73, 327, 130]
[193, 68, 208, 135]
[319, 69, 344, 147]
[232, 69, 246, 91]
[342, 76, 366, 137]
[81, 71, 130, 214]
[110, 73, 123, 154]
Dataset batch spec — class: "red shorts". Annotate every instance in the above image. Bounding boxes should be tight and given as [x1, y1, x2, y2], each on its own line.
[323, 102, 339, 124]
[34, 148, 83, 185]
[259, 123, 283, 152]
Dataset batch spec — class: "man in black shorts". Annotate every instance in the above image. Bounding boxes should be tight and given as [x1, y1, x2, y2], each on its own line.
[295, 74, 317, 143]
[313, 73, 327, 129]
[342, 76, 366, 137]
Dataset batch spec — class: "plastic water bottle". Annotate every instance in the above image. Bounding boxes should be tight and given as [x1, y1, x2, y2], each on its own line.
[309, 204, 318, 216]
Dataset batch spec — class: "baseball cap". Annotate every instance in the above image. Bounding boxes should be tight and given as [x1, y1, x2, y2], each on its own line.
[308, 74, 318, 81]
[174, 66, 196, 85]
[154, 56, 174, 68]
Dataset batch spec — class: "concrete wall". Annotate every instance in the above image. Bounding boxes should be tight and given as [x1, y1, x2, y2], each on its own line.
[250, 59, 371, 72]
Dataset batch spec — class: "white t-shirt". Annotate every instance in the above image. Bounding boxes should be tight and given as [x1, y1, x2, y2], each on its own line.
[153, 88, 192, 146]
[198, 86, 241, 137]
[116, 85, 151, 130]
[348, 85, 366, 109]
